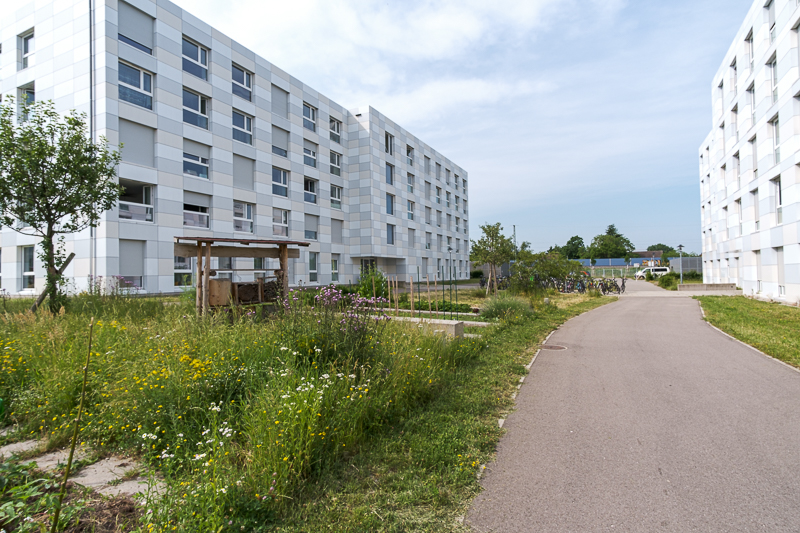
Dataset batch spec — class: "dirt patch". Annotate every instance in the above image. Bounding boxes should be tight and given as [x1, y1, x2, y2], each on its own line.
[63, 494, 141, 533]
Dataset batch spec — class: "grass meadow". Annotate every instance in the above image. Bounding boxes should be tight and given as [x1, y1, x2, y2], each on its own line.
[0, 287, 613, 531]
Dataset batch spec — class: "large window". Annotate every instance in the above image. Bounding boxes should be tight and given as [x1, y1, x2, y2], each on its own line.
[773, 177, 783, 224]
[22, 246, 34, 289]
[386, 163, 394, 185]
[308, 252, 318, 283]
[304, 214, 319, 240]
[330, 117, 342, 143]
[407, 173, 414, 193]
[331, 254, 339, 282]
[232, 111, 253, 144]
[183, 89, 208, 129]
[769, 57, 778, 104]
[272, 126, 289, 157]
[407, 200, 414, 220]
[331, 185, 343, 210]
[184, 203, 209, 228]
[386, 193, 394, 215]
[406, 145, 414, 166]
[303, 103, 317, 132]
[233, 201, 254, 233]
[330, 152, 342, 176]
[118, 62, 152, 109]
[303, 142, 317, 167]
[304, 178, 317, 204]
[183, 152, 209, 179]
[272, 167, 289, 197]
[118, 2, 153, 54]
[387, 224, 395, 245]
[273, 208, 289, 237]
[174, 256, 193, 287]
[385, 132, 394, 155]
[770, 116, 780, 164]
[232, 64, 252, 101]
[119, 179, 154, 222]
[182, 38, 208, 80]
[21, 32, 34, 69]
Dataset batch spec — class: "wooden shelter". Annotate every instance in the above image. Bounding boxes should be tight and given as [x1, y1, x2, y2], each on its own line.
[174, 237, 310, 316]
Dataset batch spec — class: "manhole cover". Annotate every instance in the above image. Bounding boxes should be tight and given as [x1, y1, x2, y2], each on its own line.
[541, 345, 567, 350]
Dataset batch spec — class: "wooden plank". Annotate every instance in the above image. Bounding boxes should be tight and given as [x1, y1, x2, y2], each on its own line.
[203, 243, 211, 315]
[174, 243, 299, 259]
[209, 279, 232, 306]
[196, 243, 203, 316]
[279, 244, 289, 300]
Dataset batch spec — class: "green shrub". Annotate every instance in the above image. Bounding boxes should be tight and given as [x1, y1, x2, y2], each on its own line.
[355, 267, 389, 299]
[480, 294, 534, 321]
[645, 270, 654, 281]
[470, 269, 484, 279]
[657, 271, 680, 290]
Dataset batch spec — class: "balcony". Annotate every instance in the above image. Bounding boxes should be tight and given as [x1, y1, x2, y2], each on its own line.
[119, 201, 153, 222]
[183, 212, 209, 228]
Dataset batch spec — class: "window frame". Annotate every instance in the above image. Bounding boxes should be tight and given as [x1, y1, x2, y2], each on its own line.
[272, 167, 289, 197]
[233, 201, 254, 233]
[183, 152, 209, 179]
[183, 203, 209, 228]
[330, 185, 343, 210]
[118, 61, 153, 110]
[331, 254, 339, 282]
[330, 117, 342, 143]
[174, 256, 193, 287]
[308, 252, 319, 283]
[182, 88, 209, 129]
[387, 224, 395, 245]
[119, 180, 154, 223]
[303, 103, 317, 132]
[407, 200, 414, 220]
[303, 146, 317, 167]
[182, 38, 208, 80]
[21, 32, 34, 69]
[385, 132, 394, 155]
[231, 64, 252, 101]
[304, 178, 318, 204]
[273, 208, 289, 237]
[330, 151, 342, 176]
[232, 110, 253, 145]
[386, 193, 394, 215]
[22, 245, 35, 289]
[386, 163, 394, 185]
[407, 173, 414, 193]
[406, 145, 414, 166]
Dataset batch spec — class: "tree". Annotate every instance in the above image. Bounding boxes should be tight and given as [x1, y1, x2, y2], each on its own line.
[562, 235, 586, 259]
[0, 98, 121, 312]
[510, 246, 582, 295]
[470, 222, 514, 296]
[587, 225, 634, 259]
[647, 243, 678, 258]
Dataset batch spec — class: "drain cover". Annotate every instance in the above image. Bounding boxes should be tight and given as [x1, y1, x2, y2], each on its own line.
[540, 345, 567, 350]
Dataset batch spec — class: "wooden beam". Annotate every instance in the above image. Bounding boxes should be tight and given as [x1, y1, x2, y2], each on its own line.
[196, 243, 203, 316]
[279, 244, 289, 301]
[174, 244, 300, 259]
[203, 243, 211, 315]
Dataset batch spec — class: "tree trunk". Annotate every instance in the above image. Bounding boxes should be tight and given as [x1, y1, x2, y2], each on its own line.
[42, 229, 61, 313]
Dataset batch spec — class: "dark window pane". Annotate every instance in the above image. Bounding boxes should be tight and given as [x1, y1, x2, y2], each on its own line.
[273, 184, 288, 197]
[182, 39, 198, 60]
[232, 83, 251, 101]
[233, 128, 252, 144]
[183, 160, 208, 178]
[272, 145, 287, 157]
[182, 57, 207, 80]
[119, 85, 152, 109]
[118, 34, 152, 54]
[232, 111, 245, 129]
[118, 63, 140, 88]
[183, 109, 208, 129]
[182, 89, 198, 110]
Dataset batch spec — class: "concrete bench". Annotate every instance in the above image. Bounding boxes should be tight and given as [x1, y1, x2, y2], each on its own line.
[391, 316, 465, 337]
[677, 283, 737, 291]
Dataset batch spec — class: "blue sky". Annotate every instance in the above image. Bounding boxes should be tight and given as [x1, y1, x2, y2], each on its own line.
[176, 0, 754, 254]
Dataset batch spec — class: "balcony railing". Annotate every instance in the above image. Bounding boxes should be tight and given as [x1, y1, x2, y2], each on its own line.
[183, 212, 209, 228]
[119, 201, 154, 222]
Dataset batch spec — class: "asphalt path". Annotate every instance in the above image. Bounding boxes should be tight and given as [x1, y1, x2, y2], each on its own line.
[467, 280, 800, 532]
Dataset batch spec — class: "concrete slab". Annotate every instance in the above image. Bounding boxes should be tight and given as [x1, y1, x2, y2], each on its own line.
[391, 316, 465, 337]
[0, 439, 39, 457]
[27, 447, 90, 472]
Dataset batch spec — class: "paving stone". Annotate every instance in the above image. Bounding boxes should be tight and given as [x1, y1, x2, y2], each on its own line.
[0, 439, 39, 457]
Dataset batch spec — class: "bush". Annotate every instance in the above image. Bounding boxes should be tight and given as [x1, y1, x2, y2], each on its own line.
[683, 270, 702, 281]
[355, 267, 388, 299]
[657, 271, 680, 290]
[470, 269, 484, 279]
[645, 270, 654, 281]
[480, 293, 534, 321]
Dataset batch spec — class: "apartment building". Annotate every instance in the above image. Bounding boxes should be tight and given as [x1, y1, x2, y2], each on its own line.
[699, 0, 799, 303]
[0, 0, 469, 294]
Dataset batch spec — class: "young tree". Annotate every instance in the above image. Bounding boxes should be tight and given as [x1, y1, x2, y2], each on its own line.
[469, 222, 514, 296]
[562, 235, 586, 259]
[587, 225, 634, 259]
[0, 98, 121, 312]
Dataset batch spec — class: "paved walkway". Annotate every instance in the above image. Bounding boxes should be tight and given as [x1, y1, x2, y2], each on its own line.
[467, 280, 800, 532]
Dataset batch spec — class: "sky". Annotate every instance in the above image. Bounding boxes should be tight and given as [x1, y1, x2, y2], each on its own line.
[175, 0, 755, 255]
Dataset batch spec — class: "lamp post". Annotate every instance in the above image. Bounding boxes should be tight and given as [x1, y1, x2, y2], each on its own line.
[677, 244, 684, 285]
[447, 246, 453, 319]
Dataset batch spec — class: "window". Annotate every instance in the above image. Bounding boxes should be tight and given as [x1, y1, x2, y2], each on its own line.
[407, 200, 414, 220]
[330, 117, 342, 143]
[436, 210, 442, 227]
[272, 126, 289, 157]
[303, 141, 317, 167]
[752, 189, 760, 231]
[407, 173, 414, 193]
[746, 30, 754, 71]
[118, 62, 153, 109]
[446, 169, 451, 184]
[409, 228, 415, 248]
[254, 258, 266, 280]
[773, 176, 783, 224]
[183, 89, 208, 129]
[271, 85, 289, 117]
[446, 191, 451, 208]
[755, 249, 762, 292]
[303, 103, 317, 132]
[119, 179, 154, 222]
[22, 246, 34, 289]
[455, 196, 460, 212]
[174, 256, 193, 287]
[387, 224, 395, 245]
[769, 57, 777, 104]
[385, 132, 394, 155]
[447, 214, 452, 231]
[436, 187, 441, 204]
[767, 1, 776, 43]
[331, 254, 339, 282]
[232, 111, 253, 144]
[436, 162, 441, 180]
[182, 38, 208, 80]
[456, 239, 460, 253]
[424, 156, 431, 174]
[386, 163, 394, 185]
[406, 145, 414, 165]
[330, 152, 342, 176]
[733, 152, 740, 189]
[425, 206, 432, 224]
[736, 198, 742, 235]
[330, 185, 343, 209]
[771, 116, 780, 164]
[21, 32, 34, 69]
[217, 257, 232, 281]
[272, 167, 289, 197]
[119, 119, 154, 166]
[118, 2, 153, 54]
[232, 64, 252, 101]
[776, 246, 785, 296]
[308, 252, 318, 282]
[748, 84, 755, 127]
[425, 181, 432, 199]
[233, 155, 254, 190]
[332, 219, 343, 244]
[184, 203, 209, 228]
[455, 217, 460, 232]
[181, 150, 208, 179]
[731, 59, 737, 96]
[304, 214, 318, 240]
[463, 219, 468, 234]
[750, 135, 758, 179]
[273, 208, 289, 237]
[233, 201, 254, 233]
[425, 232, 432, 250]
[304, 178, 317, 204]
[386, 193, 394, 215]
[19, 87, 34, 121]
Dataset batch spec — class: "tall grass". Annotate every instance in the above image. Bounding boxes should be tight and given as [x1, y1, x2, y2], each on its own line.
[0, 285, 480, 531]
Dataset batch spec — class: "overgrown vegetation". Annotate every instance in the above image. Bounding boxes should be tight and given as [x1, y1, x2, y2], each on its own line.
[697, 296, 800, 367]
[1, 287, 613, 531]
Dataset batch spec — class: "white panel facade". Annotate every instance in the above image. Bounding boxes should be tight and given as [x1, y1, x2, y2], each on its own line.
[0, 0, 469, 294]
[700, 0, 800, 304]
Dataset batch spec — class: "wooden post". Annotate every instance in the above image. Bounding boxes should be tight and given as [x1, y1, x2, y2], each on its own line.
[394, 276, 399, 316]
[279, 244, 289, 301]
[410, 275, 414, 317]
[196, 243, 203, 316]
[387, 275, 392, 312]
[426, 275, 431, 315]
[202, 242, 211, 315]
[434, 275, 439, 318]
[372, 276, 376, 299]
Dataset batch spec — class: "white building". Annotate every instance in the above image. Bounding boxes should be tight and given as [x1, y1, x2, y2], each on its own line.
[699, 0, 799, 303]
[0, 0, 470, 295]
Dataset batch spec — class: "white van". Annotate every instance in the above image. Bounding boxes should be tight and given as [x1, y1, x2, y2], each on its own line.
[635, 266, 671, 280]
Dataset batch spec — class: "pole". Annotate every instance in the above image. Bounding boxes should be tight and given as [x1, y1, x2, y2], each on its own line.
[426, 275, 432, 315]
[455, 269, 459, 320]
[417, 266, 421, 318]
